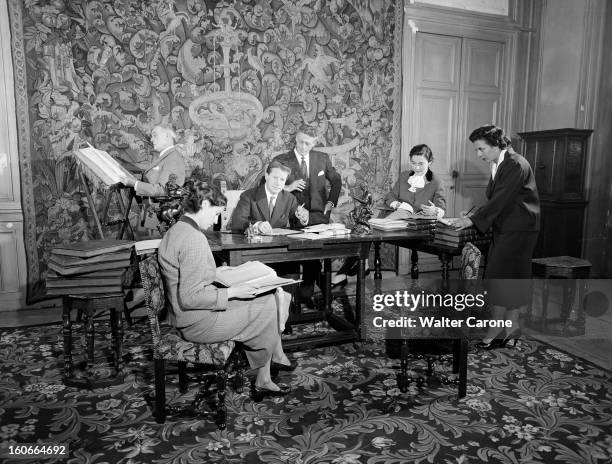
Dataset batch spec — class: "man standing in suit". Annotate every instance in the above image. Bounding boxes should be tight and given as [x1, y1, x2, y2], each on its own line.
[270, 124, 342, 226]
[231, 161, 309, 233]
[268, 124, 342, 306]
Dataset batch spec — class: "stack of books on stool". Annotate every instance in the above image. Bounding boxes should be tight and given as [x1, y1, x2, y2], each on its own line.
[46, 240, 134, 296]
[433, 223, 491, 249]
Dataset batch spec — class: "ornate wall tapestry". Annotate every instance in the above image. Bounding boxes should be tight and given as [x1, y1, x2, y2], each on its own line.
[8, 0, 403, 303]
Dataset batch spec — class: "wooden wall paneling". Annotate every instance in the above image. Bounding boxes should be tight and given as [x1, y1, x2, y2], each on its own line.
[0, 0, 27, 310]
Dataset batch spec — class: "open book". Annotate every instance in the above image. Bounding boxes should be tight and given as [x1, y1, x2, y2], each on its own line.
[75, 143, 137, 187]
[215, 261, 300, 295]
[383, 210, 438, 221]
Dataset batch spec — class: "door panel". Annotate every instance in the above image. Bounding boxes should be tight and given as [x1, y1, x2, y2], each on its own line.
[416, 33, 461, 90]
[413, 89, 457, 175]
[464, 39, 503, 92]
[0, 221, 21, 292]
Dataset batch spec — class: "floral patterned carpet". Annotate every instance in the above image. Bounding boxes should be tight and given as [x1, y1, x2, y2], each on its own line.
[1, 322, 611, 464]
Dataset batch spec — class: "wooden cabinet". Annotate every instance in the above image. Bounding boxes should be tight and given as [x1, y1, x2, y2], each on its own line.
[518, 128, 592, 258]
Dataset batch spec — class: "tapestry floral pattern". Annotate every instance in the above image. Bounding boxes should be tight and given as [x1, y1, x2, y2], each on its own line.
[8, 0, 402, 302]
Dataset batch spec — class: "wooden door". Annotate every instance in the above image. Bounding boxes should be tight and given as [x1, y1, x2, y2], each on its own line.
[399, 32, 506, 273]
[454, 38, 505, 215]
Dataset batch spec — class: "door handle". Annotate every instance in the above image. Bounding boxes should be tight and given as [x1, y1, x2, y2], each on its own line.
[452, 170, 459, 178]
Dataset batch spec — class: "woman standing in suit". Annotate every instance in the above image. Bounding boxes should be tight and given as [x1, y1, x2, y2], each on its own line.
[158, 183, 295, 398]
[332, 144, 446, 286]
[449, 125, 540, 349]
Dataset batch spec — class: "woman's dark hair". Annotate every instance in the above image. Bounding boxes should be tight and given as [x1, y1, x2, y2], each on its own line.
[469, 125, 511, 149]
[182, 182, 227, 214]
[408, 144, 434, 181]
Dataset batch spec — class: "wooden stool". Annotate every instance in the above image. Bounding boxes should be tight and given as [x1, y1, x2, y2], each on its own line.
[531, 256, 591, 335]
[62, 293, 125, 387]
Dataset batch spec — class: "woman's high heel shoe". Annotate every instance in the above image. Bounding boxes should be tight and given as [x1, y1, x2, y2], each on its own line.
[251, 383, 291, 401]
[500, 328, 521, 348]
[476, 329, 521, 350]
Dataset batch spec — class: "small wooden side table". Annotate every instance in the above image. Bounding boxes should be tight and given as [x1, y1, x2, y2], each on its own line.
[531, 256, 591, 335]
[62, 293, 125, 387]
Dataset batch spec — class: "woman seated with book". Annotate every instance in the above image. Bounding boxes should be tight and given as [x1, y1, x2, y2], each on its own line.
[332, 144, 447, 286]
[158, 182, 295, 399]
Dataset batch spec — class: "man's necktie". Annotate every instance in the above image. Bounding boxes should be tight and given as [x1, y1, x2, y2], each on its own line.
[269, 195, 276, 217]
[301, 154, 308, 178]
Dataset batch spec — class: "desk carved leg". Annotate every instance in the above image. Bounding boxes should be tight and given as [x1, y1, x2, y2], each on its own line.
[399, 340, 409, 393]
[85, 311, 95, 375]
[458, 339, 468, 398]
[356, 257, 365, 341]
[541, 279, 549, 331]
[411, 249, 419, 279]
[374, 242, 382, 280]
[440, 254, 451, 280]
[62, 298, 73, 378]
[324, 259, 332, 315]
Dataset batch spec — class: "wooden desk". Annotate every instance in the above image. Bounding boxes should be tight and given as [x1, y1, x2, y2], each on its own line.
[374, 238, 489, 280]
[206, 230, 428, 350]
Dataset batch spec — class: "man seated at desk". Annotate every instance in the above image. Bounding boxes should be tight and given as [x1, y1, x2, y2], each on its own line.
[230, 161, 309, 233]
[267, 124, 342, 308]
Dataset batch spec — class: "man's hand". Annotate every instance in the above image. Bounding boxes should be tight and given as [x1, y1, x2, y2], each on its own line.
[295, 204, 309, 225]
[324, 201, 334, 215]
[257, 221, 273, 235]
[228, 284, 258, 300]
[286, 179, 306, 192]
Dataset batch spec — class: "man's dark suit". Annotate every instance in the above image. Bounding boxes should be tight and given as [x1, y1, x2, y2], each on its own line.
[230, 185, 299, 233]
[267, 149, 342, 303]
[268, 149, 342, 226]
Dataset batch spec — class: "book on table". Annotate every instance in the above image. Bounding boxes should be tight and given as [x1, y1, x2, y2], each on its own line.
[75, 143, 137, 187]
[215, 261, 300, 295]
[46, 275, 124, 288]
[383, 210, 438, 222]
[49, 250, 132, 267]
[46, 285, 123, 296]
[135, 239, 162, 255]
[48, 259, 131, 276]
[51, 240, 134, 258]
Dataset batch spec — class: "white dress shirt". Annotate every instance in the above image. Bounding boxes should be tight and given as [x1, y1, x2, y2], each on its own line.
[491, 149, 506, 180]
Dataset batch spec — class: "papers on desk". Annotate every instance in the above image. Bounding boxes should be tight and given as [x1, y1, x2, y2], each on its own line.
[288, 223, 351, 240]
[303, 223, 348, 233]
[215, 261, 300, 295]
[287, 232, 324, 240]
[259, 228, 302, 236]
